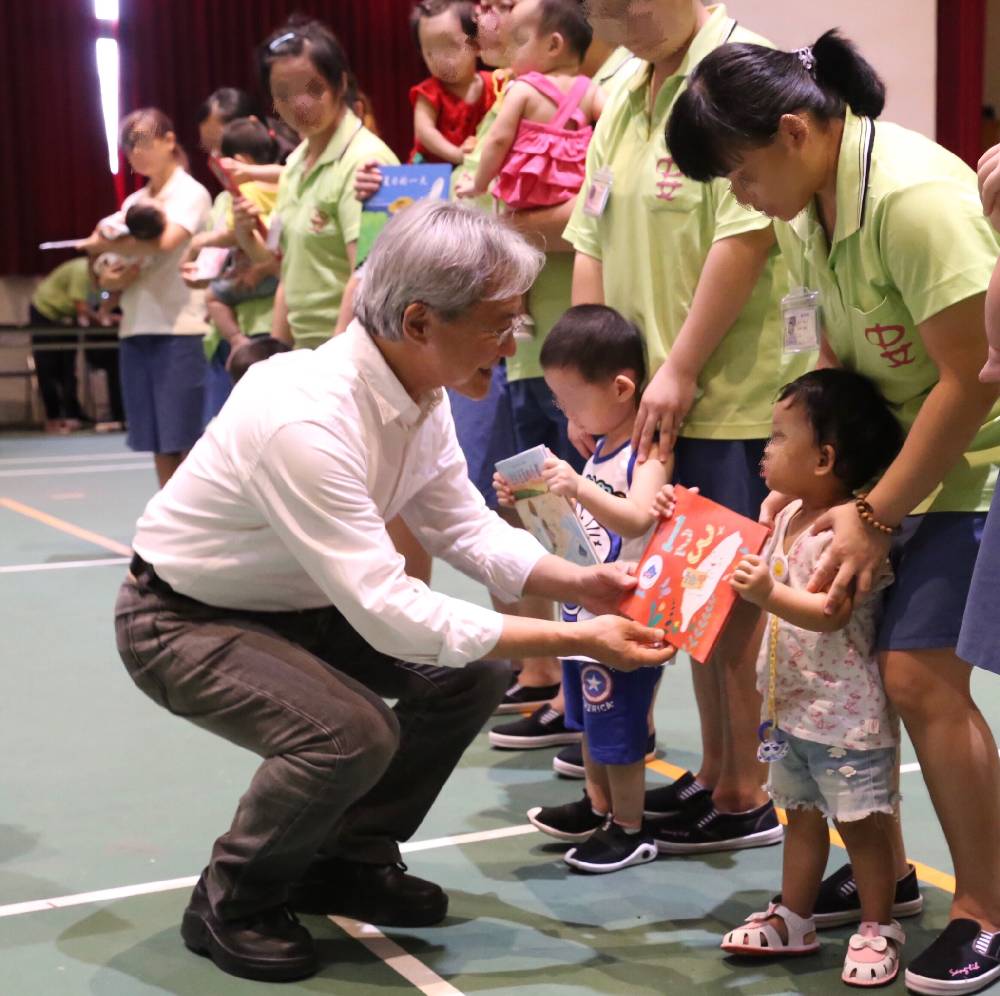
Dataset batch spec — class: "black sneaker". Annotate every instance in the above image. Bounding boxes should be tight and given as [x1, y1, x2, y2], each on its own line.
[553, 733, 658, 778]
[905, 919, 1000, 995]
[495, 679, 560, 714]
[773, 862, 924, 929]
[643, 770, 712, 818]
[527, 791, 606, 841]
[288, 859, 447, 927]
[181, 874, 317, 982]
[564, 818, 658, 874]
[653, 797, 783, 854]
[489, 705, 582, 749]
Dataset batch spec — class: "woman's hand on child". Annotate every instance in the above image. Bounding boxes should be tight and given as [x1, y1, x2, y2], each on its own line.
[568, 419, 596, 459]
[730, 554, 773, 606]
[576, 616, 676, 670]
[759, 490, 793, 528]
[806, 503, 891, 614]
[218, 156, 254, 186]
[633, 360, 696, 463]
[978, 143, 1000, 231]
[354, 162, 384, 203]
[492, 472, 516, 508]
[542, 457, 580, 499]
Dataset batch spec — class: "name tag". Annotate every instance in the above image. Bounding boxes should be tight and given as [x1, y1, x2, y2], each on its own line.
[781, 287, 821, 354]
[583, 167, 613, 218]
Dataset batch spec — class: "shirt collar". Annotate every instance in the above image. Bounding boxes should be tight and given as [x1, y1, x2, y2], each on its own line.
[286, 109, 364, 177]
[341, 320, 443, 428]
[626, 4, 737, 104]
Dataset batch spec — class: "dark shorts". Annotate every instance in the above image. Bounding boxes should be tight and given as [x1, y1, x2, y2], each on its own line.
[877, 511, 986, 653]
[958, 494, 1000, 674]
[672, 437, 769, 520]
[447, 364, 517, 510]
[120, 334, 206, 454]
[508, 376, 586, 473]
[562, 658, 662, 765]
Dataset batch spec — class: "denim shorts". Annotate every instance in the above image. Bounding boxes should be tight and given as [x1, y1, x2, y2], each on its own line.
[766, 731, 899, 823]
[562, 659, 662, 765]
[508, 376, 586, 472]
[672, 437, 769, 520]
[958, 492, 1000, 675]
[119, 334, 206, 454]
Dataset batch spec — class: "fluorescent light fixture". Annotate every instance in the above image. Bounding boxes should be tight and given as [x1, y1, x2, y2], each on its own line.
[94, 0, 119, 21]
[95, 38, 120, 174]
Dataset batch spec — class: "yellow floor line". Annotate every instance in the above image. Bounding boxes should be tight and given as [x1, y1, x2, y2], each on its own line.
[646, 757, 957, 894]
[0, 496, 132, 557]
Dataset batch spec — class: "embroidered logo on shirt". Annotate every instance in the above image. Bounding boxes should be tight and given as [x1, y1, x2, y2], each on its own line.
[865, 323, 915, 368]
[655, 156, 685, 201]
[309, 208, 331, 233]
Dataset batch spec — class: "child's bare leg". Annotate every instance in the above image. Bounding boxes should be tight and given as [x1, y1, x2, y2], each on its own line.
[836, 812, 895, 925]
[607, 759, 647, 829]
[206, 298, 244, 346]
[582, 739, 611, 817]
[765, 808, 828, 941]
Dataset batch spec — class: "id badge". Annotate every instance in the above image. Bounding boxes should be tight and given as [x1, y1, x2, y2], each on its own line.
[583, 167, 613, 217]
[781, 287, 820, 354]
[265, 214, 284, 254]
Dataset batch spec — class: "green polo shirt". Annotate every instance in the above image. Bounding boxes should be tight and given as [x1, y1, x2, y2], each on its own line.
[565, 4, 805, 440]
[33, 257, 92, 322]
[775, 109, 1000, 513]
[278, 110, 397, 349]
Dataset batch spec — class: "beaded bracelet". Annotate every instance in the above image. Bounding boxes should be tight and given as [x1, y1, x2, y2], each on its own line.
[855, 494, 901, 536]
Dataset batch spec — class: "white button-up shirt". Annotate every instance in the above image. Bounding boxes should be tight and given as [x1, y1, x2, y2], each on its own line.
[132, 321, 548, 666]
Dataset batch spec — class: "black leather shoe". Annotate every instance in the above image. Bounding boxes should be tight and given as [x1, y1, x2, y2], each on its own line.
[181, 875, 317, 982]
[289, 859, 448, 926]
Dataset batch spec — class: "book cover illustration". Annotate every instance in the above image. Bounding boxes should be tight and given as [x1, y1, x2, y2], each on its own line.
[495, 445, 599, 567]
[620, 486, 770, 664]
[356, 164, 452, 265]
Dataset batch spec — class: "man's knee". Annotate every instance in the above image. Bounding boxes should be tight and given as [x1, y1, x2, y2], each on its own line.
[464, 658, 513, 711]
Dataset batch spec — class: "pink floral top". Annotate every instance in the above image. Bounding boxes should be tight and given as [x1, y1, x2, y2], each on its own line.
[756, 501, 899, 750]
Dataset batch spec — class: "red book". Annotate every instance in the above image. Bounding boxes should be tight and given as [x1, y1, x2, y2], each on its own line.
[620, 487, 770, 664]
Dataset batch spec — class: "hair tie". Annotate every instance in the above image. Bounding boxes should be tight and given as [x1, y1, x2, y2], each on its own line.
[795, 46, 817, 77]
[268, 128, 276, 139]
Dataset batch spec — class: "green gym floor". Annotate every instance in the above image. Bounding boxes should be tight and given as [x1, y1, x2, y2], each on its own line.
[1, 431, 997, 995]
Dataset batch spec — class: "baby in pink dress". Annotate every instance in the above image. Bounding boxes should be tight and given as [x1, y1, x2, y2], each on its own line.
[456, 0, 604, 209]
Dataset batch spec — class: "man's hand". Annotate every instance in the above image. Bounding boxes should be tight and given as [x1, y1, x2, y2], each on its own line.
[492, 471, 516, 508]
[542, 456, 580, 500]
[632, 361, 697, 463]
[730, 554, 773, 606]
[354, 161, 384, 202]
[574, 616, 675, 670]
[573, 562, 638, 616]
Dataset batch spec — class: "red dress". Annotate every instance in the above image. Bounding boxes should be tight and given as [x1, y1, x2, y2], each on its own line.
[408, 71, 496, 164]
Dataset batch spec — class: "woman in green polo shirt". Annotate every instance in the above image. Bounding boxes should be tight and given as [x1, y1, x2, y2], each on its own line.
[668, 30, 1000, 996]
[240, 18, 397, 349]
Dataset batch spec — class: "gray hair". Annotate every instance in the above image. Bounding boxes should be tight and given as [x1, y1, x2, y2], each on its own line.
[354, 199, 545, 341]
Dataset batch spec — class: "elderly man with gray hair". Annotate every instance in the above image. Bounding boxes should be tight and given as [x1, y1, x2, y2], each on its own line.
[115, 201, 671, 984]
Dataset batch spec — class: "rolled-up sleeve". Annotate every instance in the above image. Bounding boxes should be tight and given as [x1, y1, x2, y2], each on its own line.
[401, 415, 549, 603]
[246, 421, 506, 666]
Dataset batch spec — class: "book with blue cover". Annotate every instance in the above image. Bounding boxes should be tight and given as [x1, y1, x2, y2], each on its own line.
[495, 445, 599, 567]
[356, 164, 452, 265]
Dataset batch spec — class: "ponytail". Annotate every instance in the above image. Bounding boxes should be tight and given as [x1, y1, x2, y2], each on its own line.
[667, 29, 886, 182]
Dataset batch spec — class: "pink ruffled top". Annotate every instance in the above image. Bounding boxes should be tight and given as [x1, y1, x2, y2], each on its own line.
[493, 72, 593, 211]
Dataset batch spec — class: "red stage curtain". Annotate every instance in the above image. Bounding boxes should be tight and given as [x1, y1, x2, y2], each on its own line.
[936, 0, 986, 167]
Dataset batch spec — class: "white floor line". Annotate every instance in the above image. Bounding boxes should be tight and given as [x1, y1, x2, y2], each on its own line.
[899, 749, 1000, 776]
[331, 917, 466, 996]
[0, 452, 139, 466]
[0, 824, 538, 921]
[0, 463, 149, 479]
[0, 557, 129, 574]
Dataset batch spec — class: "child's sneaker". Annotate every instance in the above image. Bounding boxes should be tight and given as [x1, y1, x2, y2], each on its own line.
[553, 733, 658, 778]
[527, 792, 605, 842]
[489, 706, 581, 749]
[564, 818, 658, 874]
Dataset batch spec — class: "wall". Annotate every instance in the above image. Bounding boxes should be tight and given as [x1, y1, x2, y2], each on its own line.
[986, 0, 1000, 117]
[725, 0, 937, 138]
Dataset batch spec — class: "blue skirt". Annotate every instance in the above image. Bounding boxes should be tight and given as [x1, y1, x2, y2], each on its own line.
[957, 488, 1000, 676]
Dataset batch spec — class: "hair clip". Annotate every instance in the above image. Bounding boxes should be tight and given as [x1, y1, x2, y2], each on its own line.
[268, 31, 297, 52]
[794, 46, 816, 77]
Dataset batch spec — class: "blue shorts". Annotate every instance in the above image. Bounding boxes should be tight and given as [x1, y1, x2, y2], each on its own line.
[766, 731, 899, 823]
[958, 493, 1000, 675]
[447, 364, 516, 510]
[508, 376, 586, 472]
[877, 512, 986, 652]
[672, 437, 769, 520]
[562, 658, 662, 765]
[120, 335, 207, 455]
[203, 339, 232, 422]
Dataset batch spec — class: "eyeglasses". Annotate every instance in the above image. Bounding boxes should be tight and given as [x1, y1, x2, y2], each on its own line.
[483, 314, 528, 345]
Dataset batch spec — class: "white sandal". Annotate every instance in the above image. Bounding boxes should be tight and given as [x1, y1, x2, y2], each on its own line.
[842, 920, 905, 987]
[721, 902, 820, 956]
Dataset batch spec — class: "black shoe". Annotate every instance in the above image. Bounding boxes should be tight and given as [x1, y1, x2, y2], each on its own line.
[181, 875, 317, 983]
[905, 919, 1000, 995]
[642, 770, 711, 818]
[288, 859, 448, 927]
[527, 791, 605, 842]
[489, 705, 581, 749]
[773, 861, 924, 929]
[495, 679, 561, 714]
[653, 796, 783, 854]
[553, 733, 658, 778]
[564, 818, 658, 874]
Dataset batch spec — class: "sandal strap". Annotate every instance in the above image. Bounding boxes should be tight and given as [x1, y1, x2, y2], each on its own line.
[771, 903, 817, 943]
